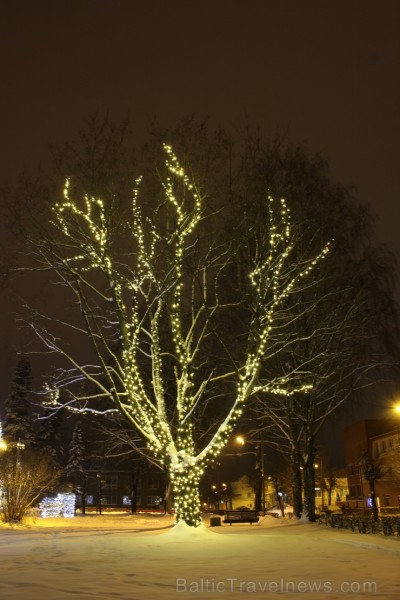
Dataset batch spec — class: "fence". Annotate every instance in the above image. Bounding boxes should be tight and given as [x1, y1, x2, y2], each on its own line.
[318, 512, 400, 536]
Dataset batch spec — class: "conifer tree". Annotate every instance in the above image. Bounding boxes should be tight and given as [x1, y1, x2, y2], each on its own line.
[3, 355, 35, 446]
[65, 422, 86, 486]
[64, 421, 87, 512]
[35, 404, 65, 464]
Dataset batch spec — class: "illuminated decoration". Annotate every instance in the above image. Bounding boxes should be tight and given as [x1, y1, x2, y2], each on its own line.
[39, 497, 61, 518]
[37, 145, 330, 529]
[39, 493, 76, 518]
[0, 422, 7, 451]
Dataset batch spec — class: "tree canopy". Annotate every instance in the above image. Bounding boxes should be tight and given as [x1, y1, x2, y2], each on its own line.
[9, 117, 399, 525]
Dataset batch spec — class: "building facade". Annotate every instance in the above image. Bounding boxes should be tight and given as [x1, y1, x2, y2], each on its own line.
[370, 428, 400, 508]
[343, 419, 400, 509]
[80, 464, 167, 512]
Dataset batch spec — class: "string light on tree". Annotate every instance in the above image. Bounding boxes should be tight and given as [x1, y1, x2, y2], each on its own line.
[33, 144, 330, 529]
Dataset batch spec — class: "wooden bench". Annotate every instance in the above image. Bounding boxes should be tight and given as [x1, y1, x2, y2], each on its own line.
[223, 510, 259, 525]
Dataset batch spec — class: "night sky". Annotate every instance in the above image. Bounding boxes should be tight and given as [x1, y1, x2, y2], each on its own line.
[1, 0, 399, 407]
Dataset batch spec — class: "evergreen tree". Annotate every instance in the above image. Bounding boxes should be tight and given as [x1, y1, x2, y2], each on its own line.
[3, 355, 35, 446]
[35, 404, 65, 465]
[65, 422, 86, 496]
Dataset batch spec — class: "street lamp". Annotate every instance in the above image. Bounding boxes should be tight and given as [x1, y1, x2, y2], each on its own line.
[0, 439, 25, 457]
[236, 435, 265, 515]
[210, 483, 229, 512]
[221, 483, 229, 510]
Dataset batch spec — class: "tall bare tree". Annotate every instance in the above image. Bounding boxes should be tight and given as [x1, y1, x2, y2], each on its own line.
[23, 143, 329, 527]
[236, 137, 400, 521]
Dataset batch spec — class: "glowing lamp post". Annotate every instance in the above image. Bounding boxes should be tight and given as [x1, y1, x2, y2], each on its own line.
[236, 435, 266, 515]
[210, 483, 228, 512]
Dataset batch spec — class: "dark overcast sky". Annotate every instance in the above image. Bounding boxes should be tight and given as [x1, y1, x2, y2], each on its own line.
[1, 0, 399, 403]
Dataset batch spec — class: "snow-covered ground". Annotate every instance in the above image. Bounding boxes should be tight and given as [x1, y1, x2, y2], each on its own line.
[0, 512, 399, 599]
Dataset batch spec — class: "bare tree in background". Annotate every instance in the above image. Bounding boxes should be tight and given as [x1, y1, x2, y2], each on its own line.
[0, 448, 60, 522]
[236, 138, 400, 521]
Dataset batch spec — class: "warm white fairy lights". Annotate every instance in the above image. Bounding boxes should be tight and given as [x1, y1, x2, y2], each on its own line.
[46, 145, 330, 528]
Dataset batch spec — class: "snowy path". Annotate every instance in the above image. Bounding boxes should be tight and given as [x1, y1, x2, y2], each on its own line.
[0, 514, 399, 599]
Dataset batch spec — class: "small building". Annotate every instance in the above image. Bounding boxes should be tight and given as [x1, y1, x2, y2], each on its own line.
[343, 419, 400, 509]
[370, 428, 400, 508]
[229, 475, 255, 509]
[226, 475, 280, 511]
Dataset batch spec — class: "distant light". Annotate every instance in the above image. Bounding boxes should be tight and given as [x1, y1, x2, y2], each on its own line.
[236, 436, 245, 446]
[0, 422, 6, 451]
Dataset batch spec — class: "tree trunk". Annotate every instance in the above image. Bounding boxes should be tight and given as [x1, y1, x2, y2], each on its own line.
[253, 445, 262, 513]
[171, 467, 202, 527]
[303, 448, 317, 522]
[276, 482, 285, 518]
[165, 477, 173, 514]
[130, 478, 137, 514]
[80, 476, 87, 515]
[363, 459, 381, 522]
[291, 452, 303, 518]
[369, 481, 379, 522]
